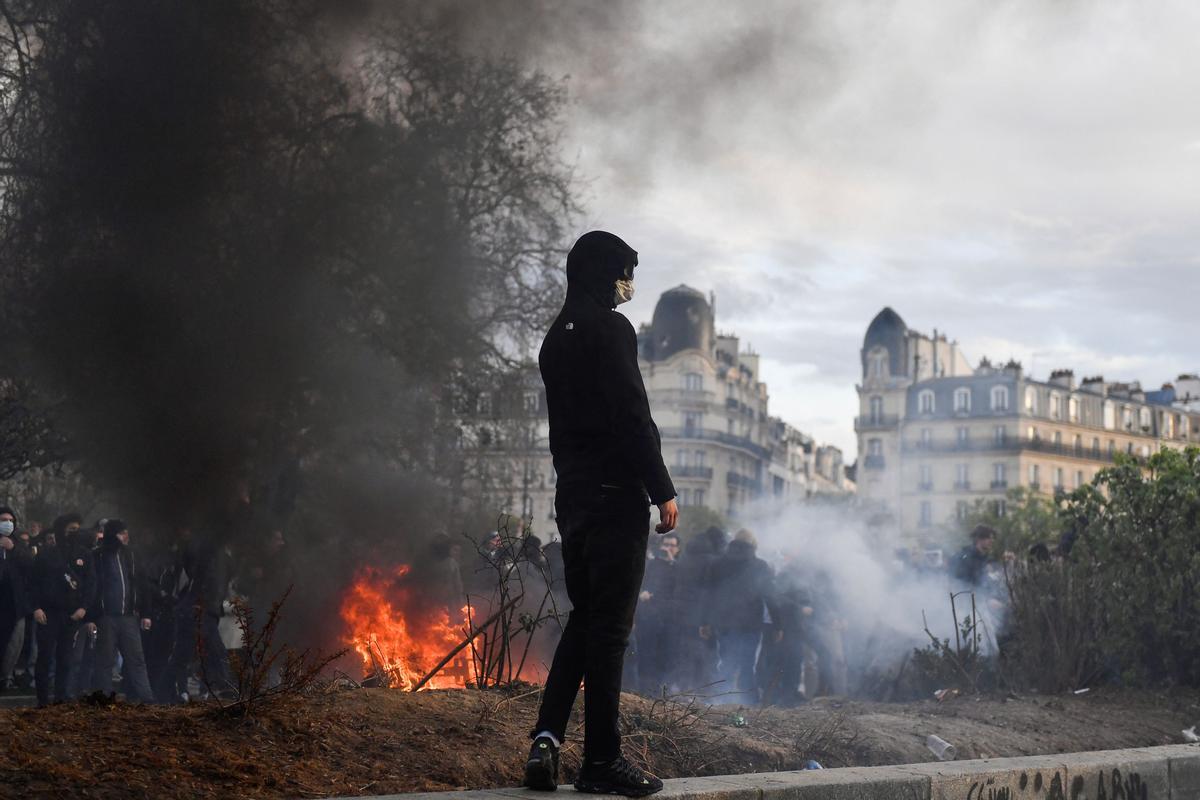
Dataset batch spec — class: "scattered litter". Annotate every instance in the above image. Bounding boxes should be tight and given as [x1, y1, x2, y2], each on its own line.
[802, 761, 823, 770]
[926, 734, 957, 761]
[934, 688, 960, 702]
[1073, 688, 1090, 695]
[731, 713, 747, 728]
[1183, 726, 1199, 743]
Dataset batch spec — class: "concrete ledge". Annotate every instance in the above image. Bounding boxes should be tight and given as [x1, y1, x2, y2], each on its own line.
[329, 744, 1200, 800]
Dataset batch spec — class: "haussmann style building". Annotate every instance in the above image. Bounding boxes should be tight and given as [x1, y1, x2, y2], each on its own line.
[855, 306, 1200, 545]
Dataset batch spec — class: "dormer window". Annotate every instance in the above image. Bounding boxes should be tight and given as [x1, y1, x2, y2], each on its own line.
[1049, 393, 1062, 420]
[918, 389, 935, 414]
[1025, 387, 1038, 415]
[991, 385, 1009, 411]
[954, 387, 971, 413]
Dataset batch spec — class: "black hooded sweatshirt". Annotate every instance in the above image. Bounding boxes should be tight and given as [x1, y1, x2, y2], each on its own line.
[538, 231, 675, 505]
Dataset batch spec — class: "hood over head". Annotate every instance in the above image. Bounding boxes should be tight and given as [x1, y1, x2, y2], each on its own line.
[565, 230, 638, 310]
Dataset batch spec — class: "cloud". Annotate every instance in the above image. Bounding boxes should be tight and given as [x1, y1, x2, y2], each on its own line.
[520, 1, 1200, 458]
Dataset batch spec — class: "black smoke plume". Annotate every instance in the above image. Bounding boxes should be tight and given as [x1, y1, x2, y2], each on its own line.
[0, 1, 577, 644]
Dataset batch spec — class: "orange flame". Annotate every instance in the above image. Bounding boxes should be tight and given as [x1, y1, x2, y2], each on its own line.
[339, 564, 471, 690]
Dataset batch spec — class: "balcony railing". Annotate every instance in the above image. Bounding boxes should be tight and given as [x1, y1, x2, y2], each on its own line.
[672, 465, 714, 479]
[990, 480, 1008, 490]
[726, 472, 763, 493]
[658, 427, 773, 461]
[917, 481, 933, 491]
[900, 438, 1122, 463]
[854, 414, 900, 431]
[655, 388, 716, 405]
[954, 481, 971, 491]
[863, 454, 886, 469]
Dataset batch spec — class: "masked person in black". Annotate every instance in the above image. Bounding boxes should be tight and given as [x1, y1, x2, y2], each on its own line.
[31, 514, 95, 707]
[523, 231, 677, 797]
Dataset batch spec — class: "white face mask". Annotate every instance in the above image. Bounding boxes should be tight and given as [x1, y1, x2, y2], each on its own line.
[614, 278, 635, 306]
[0, 521, 13, 536]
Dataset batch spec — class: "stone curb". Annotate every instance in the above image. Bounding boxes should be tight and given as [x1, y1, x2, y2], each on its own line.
[327, 744, 1200, 800]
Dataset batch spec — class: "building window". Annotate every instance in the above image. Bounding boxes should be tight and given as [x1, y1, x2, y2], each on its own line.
[920, 428, 933, 448]
[684, 373, 703, 392]
[954, 387, 971, 413]
[1068, 397, 1079, 422]
[684, 412, 702, 436]
[868, 349, 888, 378]
[1122, 407, 1133, 430]
[956, 501, 969, 521]
[1029, 464, 1040, 488]
[1074, 470, 1084, 489]
[523, 391, 539, 414]
[676, 449, 689, 466]
[1138, 407, 1151, 431]
[868, 438, 883, 456]
[994, 499, 1008, 518]
[1025, 387, 1038, 415]
[919, 501, 932, 527]
[1053, 430, 1062, 447]
[695, 450, 706, 467]
[694, 488, 705, 507]
[1028, 426, 1039, 442]
[919, 464, 933, 490]
[956, 426, 969, 448]
[955, 463, 969, 489]
[994, 425, 1007, 446]
[869, 395, 884, 422]
[918, 389, 935, 414]
[679, 488, 692, 506]
[1108, 440, 1116, 457]
[1073, 434, 1082, 455]
[1103, 401, 1115, 430]
[993, 463, 1006, 486]
[1054, 467, 1064, 488]
[1050, 394, 1062, 420]
[1091, 437, 1101, 457]
[991, 385, 1009, 411]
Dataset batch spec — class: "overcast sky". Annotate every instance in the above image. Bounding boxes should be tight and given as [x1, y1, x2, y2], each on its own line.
[513, 0, 1200, 458]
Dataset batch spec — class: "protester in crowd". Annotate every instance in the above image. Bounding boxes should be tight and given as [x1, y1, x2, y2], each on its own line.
[704, 529, 772, 704]
[635, 532, 680, 695]
[30, 513, 95, 706]
[91, 519, 155, 702]
[0, 506, 33, 690]
[953, 524, 995, 587]
[806, 569, 848, 697]
[760, 570, 813, 707]
[675, 526, 725, 693]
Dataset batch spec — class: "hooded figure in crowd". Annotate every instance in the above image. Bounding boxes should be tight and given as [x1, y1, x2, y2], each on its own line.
[91, 519, 156, 702]
[30, 513, 95, 706]
[704, 529, 773, 704]
[523, 231, 677, 797]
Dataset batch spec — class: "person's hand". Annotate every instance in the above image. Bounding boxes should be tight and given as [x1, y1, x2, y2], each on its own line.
[84, 622, 96, 634]
[655, 499, 678, 534]
[699, 625, 712, 640]
[69, 608, 86, 621]
[141, 618, 152, 631]
[639, 590, 652, 602]
[0, 536, 12, 551]
[33, 609, 47, 625]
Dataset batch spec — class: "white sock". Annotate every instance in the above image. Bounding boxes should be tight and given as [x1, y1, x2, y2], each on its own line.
[535, 730, 561, 748]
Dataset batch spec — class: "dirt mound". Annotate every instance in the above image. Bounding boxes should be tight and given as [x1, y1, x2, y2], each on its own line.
[1, 686, 1195, 799]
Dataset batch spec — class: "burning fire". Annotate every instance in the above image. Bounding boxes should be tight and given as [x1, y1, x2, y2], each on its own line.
[339, 564, 471, 690]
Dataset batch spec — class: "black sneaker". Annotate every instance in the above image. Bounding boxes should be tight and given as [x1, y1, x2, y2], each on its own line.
[523, 735, 560, 791]
[574, 755, 663, 797]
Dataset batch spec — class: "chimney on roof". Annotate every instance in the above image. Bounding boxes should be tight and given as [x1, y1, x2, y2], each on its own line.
[1049, 369, 1075, 390]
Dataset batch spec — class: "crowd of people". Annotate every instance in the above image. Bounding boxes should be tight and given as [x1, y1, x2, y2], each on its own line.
[0, 504, 291, 708]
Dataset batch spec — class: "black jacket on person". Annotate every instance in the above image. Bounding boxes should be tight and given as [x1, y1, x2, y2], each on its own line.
[640, 555, 679, 621]
[31, 536, 96, 614]
[538, 231, 675, 505]
[93, 544, 152, 619]
[952, 545, 989, 587]
[0, 536, 34, 616]
[704, 539, 774, 632]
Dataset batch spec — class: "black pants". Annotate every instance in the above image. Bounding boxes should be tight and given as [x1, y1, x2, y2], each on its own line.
[35, 611, 78, 706]
[533, 488, 650, 762]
